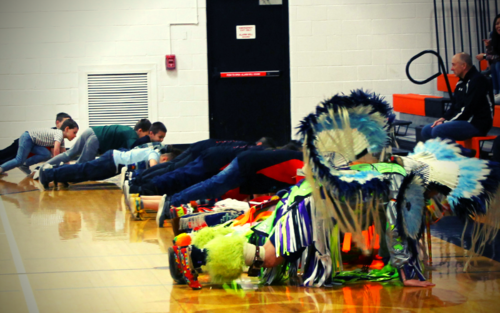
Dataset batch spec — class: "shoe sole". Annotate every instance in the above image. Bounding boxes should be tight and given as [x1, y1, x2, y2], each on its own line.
[123, 181, 136, 218]
[156, 194, 166, 227]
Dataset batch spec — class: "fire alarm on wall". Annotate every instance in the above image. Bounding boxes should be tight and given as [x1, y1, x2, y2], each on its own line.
[166, 55, 176, 70]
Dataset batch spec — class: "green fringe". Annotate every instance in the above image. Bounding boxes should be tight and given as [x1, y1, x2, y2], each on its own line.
[205, 235, 246, 283]
[332, 264, 399, 284]
[191, 226, 234, 249]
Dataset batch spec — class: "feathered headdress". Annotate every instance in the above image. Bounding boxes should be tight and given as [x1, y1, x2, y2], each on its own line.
[298, 90, 393, 253]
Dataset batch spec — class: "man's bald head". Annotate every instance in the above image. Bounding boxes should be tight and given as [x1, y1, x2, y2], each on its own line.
[451, 52, 472, 79]
[455, 52, 473, 68]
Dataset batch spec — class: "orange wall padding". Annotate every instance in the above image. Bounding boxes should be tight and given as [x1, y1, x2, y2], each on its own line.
[437, 74, 459, 92]
[392, 93, 440, 116]
[494, 106, 500, 128]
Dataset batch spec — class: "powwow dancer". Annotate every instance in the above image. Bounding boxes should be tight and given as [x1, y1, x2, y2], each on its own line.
[168, 90, 500, 289]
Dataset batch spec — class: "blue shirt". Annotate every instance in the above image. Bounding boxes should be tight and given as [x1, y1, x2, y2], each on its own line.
[112, 148, 160, 172]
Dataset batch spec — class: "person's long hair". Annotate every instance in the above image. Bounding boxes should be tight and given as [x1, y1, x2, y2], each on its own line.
[491, 14, 500, 55]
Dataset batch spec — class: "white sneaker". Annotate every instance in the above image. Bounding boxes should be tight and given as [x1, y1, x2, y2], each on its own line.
[123, 180, 132, 213]
[156, 194, 167, 227]
[119, 167, 127, 190]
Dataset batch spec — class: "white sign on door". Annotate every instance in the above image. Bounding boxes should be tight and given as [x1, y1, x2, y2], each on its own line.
[236, 25, 256, 39]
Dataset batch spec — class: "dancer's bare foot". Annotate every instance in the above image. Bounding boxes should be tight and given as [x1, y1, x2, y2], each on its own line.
[403, 279, 435, 287]
[401, 270, 435, 287]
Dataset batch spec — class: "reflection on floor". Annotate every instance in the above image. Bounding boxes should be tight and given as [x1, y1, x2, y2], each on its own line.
[1, 168, 500, 312]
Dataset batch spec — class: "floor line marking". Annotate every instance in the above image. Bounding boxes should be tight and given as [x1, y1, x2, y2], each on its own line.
[0, 189, 39, 196]
[0, 267, 170, 276]
[0, 198, 39, 313]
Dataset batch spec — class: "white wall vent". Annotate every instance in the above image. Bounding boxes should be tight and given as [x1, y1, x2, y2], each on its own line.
[87, 73, 149, 127]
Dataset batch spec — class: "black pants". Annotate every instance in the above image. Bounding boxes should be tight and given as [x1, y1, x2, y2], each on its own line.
[492, 137, 500, 163]
[0, 139, 19, 165]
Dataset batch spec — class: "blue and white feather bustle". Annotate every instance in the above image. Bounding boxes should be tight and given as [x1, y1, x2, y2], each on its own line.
[405, 138, 500, 270]
[407, 138, 499, 218]
[297, 90, 393, 253]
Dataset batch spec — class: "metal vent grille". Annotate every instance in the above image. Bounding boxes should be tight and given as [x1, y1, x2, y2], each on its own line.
[87, 73, 149, 127]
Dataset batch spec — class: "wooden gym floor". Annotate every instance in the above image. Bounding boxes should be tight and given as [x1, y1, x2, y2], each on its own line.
[1, 167, 500, 313]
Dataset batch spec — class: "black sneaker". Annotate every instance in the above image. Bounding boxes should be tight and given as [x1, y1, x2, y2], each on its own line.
[38, 164, 52, 191]
[19, 165, 31, 176]
[58, 182, 70, 189]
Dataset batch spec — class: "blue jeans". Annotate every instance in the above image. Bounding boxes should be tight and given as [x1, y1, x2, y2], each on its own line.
[491, 61, 500, 94]
[168, 159, 245, 207]
[0, 132, 52, 172]
[46, 128, 99, 165]
[145, 156, 212, 196]
[43, 150, 118, 184]
[135, 149, 194, 184]
[421, 121, 482, 142]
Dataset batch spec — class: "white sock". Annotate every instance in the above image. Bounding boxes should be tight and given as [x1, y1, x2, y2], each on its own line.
[243, 243, 266, 266]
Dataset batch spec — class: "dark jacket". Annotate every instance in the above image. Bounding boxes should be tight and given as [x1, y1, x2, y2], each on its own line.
[443, 66, 494, 135]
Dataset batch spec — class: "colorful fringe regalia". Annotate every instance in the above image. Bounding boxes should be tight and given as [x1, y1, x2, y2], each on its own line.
[260, 178, 346, 287]
[169, 89, 500, 288]
[298, 89, 500, 282]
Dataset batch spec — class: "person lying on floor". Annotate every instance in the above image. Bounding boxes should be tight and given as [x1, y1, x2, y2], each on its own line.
[166, 90, 500, 290]
[125, 143, 266, 197]
[38, 146, 170, 190]
[125, 145, 304, 227]
[130, 121, 167, 149]
[42, 119, 154, 167]
[129, 137, 275, 186]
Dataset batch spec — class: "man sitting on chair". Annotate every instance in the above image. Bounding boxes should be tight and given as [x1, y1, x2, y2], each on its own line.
[421, 52, 494, 142]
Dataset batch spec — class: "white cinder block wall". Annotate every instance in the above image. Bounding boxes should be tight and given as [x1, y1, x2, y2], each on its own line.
[0, 0, 494, 147]
[289, 0, 440, 130]
[0, 0, 208, 148]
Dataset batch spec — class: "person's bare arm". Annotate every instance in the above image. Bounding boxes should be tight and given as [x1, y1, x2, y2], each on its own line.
[263, 240, 285, 268]
[53, 141, 61, 156]
[149, 159, 158, 167]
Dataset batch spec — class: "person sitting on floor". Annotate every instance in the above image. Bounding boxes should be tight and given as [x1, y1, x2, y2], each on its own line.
[0, 119, 79, 177]
[0, 112, 72, 166]
[38, 145, 170, 190]
[421, 52, 494, 142]
[131, 121, 167, 149]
